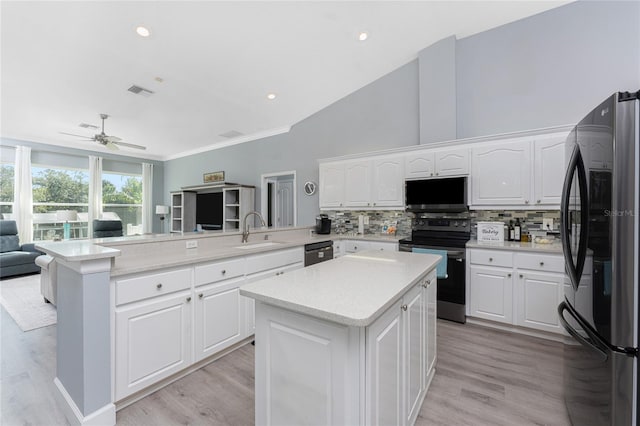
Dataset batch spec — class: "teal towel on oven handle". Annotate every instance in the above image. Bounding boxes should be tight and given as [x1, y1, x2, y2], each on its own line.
[411, 248, 448, 279]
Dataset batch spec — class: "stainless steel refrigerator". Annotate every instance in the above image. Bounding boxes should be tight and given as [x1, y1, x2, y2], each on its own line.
[559, 91, 639, 425]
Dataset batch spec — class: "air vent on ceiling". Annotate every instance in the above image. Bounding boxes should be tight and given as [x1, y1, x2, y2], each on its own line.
[78, 123, 99, 130]
[128, 85, 154, 97]
[219, 130, 244, 139]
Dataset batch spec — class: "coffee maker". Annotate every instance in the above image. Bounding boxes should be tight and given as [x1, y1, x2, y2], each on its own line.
[315, 214, 331, 234]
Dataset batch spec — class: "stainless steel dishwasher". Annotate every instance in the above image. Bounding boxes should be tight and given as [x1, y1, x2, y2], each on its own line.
[304, 240, 334, 266]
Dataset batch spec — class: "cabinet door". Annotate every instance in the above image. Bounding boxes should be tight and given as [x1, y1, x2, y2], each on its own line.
[425, 275, 437, 376]
[372, 157, 404, 207]
[471, 141, 531, 206]
[469, 265, 513, 324]
[319, 162, 345, 208]
[533, 138, 565, 205]
[344, 160, 372, 207]
[366, 300, 403, 426]
[404, 284, 425, 425]
[194, 278, 245, 361]
[115, 291, 192, 400]
[434, 148, 469, 176]
[369, 241, 398, 252]
[515, 271, 563, 333]
[405, 151, 435, 178]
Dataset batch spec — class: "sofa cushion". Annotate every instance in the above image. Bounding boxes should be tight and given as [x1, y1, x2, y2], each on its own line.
[0, 235, 20, 253]
[0, 250, 41, 267]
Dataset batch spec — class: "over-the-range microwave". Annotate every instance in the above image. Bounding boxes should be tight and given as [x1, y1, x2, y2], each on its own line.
[405, 176, 468, 212]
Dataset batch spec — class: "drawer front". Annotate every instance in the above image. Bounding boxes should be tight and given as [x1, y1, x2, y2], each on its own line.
[194, 257, 246, 286]
[345, 241, 372, 253]
[469, 249, 513, 268]
[369, 242, 398, 252]
[245, 248, 304, 275]
[116, 268, 192, 306]
[515, 253, 564, 273]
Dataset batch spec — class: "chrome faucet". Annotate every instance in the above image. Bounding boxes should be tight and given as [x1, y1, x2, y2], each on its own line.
[242, 211, 266, 243]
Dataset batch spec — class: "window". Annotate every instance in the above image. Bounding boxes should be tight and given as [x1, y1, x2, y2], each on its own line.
[0, 163, 14, 217]
[102, 171, 142, 236]
[32, 165, 89, 241]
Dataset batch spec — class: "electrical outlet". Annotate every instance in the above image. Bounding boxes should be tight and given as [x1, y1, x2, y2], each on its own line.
[186, 240, 198, 249]
[542, 218, 554, 231]
[364, 215, 370, 225]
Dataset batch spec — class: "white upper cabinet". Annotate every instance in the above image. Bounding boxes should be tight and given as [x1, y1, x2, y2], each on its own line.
[372, 156, 405, 207]
[319, 155, 404, 210]
[471, 140, 532, 206]
[533, 136, 566, 205]
[404, 148, 469, 179]
[319, 162, 345, 208]
[471, 133, 567, 208]
[344, 159, 372, 207]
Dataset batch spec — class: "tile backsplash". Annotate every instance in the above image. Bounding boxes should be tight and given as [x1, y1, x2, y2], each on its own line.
[322, 209, 561, 240]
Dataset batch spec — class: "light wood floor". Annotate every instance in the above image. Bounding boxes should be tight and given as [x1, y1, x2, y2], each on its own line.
[1, 302, 570, 426]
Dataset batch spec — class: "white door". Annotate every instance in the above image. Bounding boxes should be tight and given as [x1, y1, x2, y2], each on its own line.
[115, 292, 192, 399]
[405, 151, 435, 178]
[344, 160, 372, 207]
[533, 137, 565, 205]
[434, 148, 469, 176]
[319, 162, 345, 208]
[516, 271, 563, 333]
[372, 157, 404, 207]
[194, 278, 244, 361]
[404, 284, 424, 425]
[276, 179, 294, 227]
[366, 300, 403, 426]
[469, 266, 513, 324]
[471, 141, 531, 206]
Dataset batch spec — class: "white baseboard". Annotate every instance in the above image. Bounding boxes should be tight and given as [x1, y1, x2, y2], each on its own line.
[466, 317, 570, 344]
[54, 378, 116, 426]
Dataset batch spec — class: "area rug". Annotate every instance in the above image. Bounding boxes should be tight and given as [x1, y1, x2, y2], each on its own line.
[0, 274, 56, 331]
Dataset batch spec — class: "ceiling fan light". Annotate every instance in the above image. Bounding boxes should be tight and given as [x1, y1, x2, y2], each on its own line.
[267, 93, 276, 100]
[136, 26, 151, 37]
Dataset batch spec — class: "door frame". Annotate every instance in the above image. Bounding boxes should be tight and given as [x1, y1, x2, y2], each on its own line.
[260, 171, 297, 228]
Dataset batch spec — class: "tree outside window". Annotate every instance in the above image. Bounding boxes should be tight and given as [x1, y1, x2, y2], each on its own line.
[0, 164, 14, 216]
[102, 172, 142, 235]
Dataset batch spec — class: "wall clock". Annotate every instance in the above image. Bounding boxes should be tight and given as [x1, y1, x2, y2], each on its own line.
[303, 181, 317, 196]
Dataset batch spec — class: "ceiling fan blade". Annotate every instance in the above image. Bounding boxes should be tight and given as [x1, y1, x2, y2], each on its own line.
[112, 140, 147, 150]
[104, 135, 122, 143]
[59, 131, 94, 140]
[105, 141, 119, 151]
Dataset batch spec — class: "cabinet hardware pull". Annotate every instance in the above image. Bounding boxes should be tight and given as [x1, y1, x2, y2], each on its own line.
[508, 273, 512, 277]
[186, 297, 192, 302]
[540, 262, 544, 266]
[435, 172, 439, 176]
[422, 283, 428, 288]
[489, 257, 493, 262]
[519, 274, 523, 278]
[430, 173, 433, 177]
[537, 199, 541, 203]
[221, 270, 226, 275]
[426, 279, 431, 285]
[156, 283, 162, 289]
[199, 293, 203, 299]
[401, 304, 408, 311]
[525, 200, 530, 204]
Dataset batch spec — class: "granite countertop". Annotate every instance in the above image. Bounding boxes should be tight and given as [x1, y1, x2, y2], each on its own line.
[466, 239, 563, 253]
[240, 250, 440, 327]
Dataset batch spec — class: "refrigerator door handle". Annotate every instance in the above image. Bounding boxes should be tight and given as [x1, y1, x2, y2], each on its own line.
[558, 301, 609, 362]
[561, 145, 590, 291]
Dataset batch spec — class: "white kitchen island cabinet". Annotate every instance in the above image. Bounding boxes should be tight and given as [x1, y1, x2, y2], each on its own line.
[241, 251, 440, 426]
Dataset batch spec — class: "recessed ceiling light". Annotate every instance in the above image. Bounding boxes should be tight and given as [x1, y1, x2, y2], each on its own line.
[358, 32, 368, 41]
[267, 93, 276, 100]
[136, 26, 150, 37]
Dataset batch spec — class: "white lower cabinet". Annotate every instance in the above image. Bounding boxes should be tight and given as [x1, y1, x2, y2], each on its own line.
[514, 271, 563, 333]
[115, 290, 193, 400]
[469, 265, 514, 324]
[194, 277, 245, 361]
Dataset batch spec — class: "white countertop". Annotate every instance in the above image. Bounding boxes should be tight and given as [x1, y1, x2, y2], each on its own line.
[240, 250, 440, 327]
[35, 240, 121, 261]
[466, 239, 563, 253]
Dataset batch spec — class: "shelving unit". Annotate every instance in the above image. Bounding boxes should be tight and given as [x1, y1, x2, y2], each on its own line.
[223, 186, 255, 232]
[170, 191, 196, 233]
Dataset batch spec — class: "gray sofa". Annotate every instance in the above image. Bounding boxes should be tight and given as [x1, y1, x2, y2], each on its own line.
[0, 220, 42, 278]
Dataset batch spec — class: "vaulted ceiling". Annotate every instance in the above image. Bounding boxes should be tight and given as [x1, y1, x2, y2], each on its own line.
[1, 1, 569, 160]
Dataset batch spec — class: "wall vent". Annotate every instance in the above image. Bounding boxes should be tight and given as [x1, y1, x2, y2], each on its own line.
[78, 123, 99, 130]
[128, 85, 154, 97]
[219, 130, 244, 138]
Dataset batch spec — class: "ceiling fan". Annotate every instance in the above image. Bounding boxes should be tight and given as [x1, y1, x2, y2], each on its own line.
[60, 114, 146, 151]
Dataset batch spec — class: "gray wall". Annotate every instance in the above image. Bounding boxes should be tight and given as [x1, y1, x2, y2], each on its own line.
[164, 60, 420, 226]
[0, 137, 166, 233]
[455, 0, 640, 138]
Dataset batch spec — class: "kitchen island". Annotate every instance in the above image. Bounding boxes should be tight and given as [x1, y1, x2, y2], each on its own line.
[241, 250, 440, 426]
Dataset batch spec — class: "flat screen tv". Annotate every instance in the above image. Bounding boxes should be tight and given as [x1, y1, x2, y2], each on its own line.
[196, 192, 223, 230]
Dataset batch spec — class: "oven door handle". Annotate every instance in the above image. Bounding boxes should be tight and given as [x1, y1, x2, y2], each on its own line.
[447, 251, 465, 259]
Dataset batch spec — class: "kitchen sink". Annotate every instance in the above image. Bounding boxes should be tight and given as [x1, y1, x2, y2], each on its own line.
[234, 242, 283, 250]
